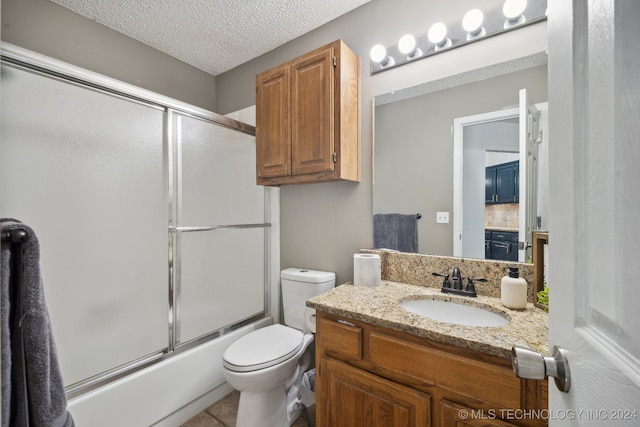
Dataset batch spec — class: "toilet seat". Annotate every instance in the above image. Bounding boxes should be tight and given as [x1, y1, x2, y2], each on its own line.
[223, 324, 304, 373]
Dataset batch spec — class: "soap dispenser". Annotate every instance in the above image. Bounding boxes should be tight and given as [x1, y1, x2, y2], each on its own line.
[501, 266, 528, 309]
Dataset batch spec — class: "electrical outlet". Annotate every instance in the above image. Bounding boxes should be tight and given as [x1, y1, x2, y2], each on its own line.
[436, 212, 449, 224]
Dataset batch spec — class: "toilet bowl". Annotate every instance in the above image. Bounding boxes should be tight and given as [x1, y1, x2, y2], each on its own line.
[222, 268, 335, 427]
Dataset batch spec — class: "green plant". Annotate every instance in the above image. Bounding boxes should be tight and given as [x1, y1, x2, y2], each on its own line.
[537, 285, 549, 312]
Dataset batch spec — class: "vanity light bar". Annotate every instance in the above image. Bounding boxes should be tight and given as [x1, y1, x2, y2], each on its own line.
[369, 0, 547, 74]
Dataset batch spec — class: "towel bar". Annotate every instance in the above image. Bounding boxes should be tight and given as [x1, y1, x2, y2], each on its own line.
[1, 229, 27, 242]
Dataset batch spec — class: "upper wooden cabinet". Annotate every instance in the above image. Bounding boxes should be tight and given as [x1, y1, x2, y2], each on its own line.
[256, 40, 360, 186]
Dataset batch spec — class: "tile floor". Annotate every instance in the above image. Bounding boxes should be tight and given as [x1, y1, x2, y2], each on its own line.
[180, 390, 310, 427]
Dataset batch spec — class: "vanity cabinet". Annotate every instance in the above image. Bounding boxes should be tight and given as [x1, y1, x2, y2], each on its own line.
[255, 39, 360, 186]
[315, 311, 547, 427]
[486, 161, 519, 204]
[322, 357, 431, 426]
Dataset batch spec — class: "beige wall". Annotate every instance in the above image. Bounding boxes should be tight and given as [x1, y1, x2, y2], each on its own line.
[215, 0, 548, 284]
[1, 0, 217, 111]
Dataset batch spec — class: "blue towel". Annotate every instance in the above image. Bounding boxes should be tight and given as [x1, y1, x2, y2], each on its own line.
[373, 213, 418, 253]
[1, 219, 75, 427]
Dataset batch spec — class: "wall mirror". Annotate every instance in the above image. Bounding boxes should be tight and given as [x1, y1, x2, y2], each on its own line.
[373, 57, 548, 263]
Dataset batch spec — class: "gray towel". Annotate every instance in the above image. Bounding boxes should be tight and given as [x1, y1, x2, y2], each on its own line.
[1, 219, 75, 427]
[373, 213, 418, 253]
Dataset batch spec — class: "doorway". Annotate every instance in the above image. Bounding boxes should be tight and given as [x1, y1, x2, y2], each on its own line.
[453, 95, 548, 261]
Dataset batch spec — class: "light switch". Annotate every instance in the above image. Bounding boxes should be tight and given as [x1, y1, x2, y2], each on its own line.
[436, 212, 449, 224]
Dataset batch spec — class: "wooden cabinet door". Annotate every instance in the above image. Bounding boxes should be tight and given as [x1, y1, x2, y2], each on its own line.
[319, 357, 430, 427]
[290, 45, 335, 175]
[256, 64, 290, 178]
[440, 400, 518, 427]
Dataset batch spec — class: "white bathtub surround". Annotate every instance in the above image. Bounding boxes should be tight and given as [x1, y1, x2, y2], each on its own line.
[68, 318, 272, 427]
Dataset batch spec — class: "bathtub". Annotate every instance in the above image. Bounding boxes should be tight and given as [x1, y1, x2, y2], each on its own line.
[68, 318, 273, 427]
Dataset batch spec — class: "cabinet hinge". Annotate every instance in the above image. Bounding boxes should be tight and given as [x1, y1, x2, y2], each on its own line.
[333, 56, 337, 67]
[333, 152, 337, 162]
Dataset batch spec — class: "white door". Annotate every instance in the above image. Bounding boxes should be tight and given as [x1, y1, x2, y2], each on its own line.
[546, 0, 640, 424]
[518, 89, 540, 263]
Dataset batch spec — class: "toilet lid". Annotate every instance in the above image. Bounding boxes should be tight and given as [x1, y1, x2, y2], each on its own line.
[223, 324, 304, 372]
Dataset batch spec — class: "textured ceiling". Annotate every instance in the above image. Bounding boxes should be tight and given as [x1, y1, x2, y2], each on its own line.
[49, 0, 370, 76]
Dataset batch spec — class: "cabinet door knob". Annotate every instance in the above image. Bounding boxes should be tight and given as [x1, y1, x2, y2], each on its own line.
[511, 345, 571, 392]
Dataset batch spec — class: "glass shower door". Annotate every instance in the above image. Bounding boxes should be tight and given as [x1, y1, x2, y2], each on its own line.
[173, 112, 266, 345]
[0, 64, 169, 387]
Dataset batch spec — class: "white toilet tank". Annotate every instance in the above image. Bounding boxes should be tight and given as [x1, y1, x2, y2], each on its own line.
[281, 268, 335, 330]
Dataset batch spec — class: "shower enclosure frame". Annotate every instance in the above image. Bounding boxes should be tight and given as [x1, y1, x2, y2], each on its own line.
[1, 42, 275, 400]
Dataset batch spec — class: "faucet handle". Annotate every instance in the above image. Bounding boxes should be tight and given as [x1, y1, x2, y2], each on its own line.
[432, 272, 452, 289]
[465, 277, 486, 294]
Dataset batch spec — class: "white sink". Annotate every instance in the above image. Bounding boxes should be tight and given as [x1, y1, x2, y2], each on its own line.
[400, 298, 509, 327]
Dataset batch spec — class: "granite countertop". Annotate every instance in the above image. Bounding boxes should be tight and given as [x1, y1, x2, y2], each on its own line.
[307, 281, 548, 359]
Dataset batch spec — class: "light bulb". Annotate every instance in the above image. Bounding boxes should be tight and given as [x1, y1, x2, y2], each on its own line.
[428, 22, 452, 50]
[398, 34, 416, 55]
[428, 22, 447, 44]
[369, 44, 395, 68]
[463, 9, 484, 32]
[397, 34, 423, 60]
[503, 0, 527, 18]
[370, 44, 387, 63]
[463, 9, 486, 40]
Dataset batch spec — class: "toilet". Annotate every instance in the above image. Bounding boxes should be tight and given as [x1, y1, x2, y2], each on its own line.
[222, 268, 335, 427]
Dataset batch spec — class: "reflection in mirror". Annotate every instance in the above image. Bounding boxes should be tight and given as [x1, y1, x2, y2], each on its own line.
[462, 117, 520, 260]
[373, 63, 547, 261]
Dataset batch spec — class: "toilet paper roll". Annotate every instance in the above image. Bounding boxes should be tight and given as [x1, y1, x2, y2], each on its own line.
[304, 308, 317, 333]
[353, 254, 381, 286]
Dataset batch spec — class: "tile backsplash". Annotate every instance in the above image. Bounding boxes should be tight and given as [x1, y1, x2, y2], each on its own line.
[485, 203, 519, 230]
[362, 249, 536, 303]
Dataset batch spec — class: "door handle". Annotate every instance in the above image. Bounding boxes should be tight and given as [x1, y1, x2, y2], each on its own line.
[511, 345, 571, 393]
